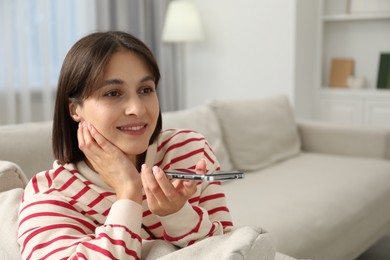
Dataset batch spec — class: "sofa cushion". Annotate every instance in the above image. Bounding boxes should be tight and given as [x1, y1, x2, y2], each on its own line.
[298, 119, 390, 159]
[162, 106, 234, 171]
[222, 153, 390, 259]
[0, 121, 54, 179]
[211, 95, 301, 171]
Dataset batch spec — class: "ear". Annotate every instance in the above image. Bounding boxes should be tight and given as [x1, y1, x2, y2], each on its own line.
[68, 99, 83, 122]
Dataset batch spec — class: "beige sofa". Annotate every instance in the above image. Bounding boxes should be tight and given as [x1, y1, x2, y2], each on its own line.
[1, 95, 390, 259]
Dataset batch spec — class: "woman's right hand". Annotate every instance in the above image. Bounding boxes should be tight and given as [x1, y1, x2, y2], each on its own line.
[77, 121, 142, 204]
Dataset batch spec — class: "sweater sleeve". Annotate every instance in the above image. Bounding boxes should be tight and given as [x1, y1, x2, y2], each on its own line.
[155, 130, 234, 247]
[157, 180, 233, 247]
[18, 172, 143, 260]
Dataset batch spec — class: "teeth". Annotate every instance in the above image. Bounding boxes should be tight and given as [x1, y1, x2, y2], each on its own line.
[119, 125, 144, 131]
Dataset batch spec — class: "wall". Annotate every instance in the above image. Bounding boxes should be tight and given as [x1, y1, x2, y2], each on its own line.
[185, 0, 297, 108]
[294, 0, 319, 119]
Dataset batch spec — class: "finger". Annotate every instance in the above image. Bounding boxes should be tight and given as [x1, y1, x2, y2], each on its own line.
[82, 121, 96, 146]
[141, 165, 159, 203]
[77, 122, 85, 148]
[171, 178, 197, 197]
[79, 122, 101, 155]
[172, 178, 192, 190]
[141, 165, 169, 204]
[78, 123, 108, 170]
[172, 179, 184, 188]
[183, 179, 197, 190]
[152, 167, 178, 198]
[77, 121, 94, 153]
[87, 123, 116, 153]
[182, 180, 197, 195]
[195, 159, 207, 174]
[151, 166, 178, 200]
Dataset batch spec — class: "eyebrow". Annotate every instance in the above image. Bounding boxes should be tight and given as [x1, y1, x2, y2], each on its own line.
[102, 76, 155, 87]
[102, 79, 123, 87]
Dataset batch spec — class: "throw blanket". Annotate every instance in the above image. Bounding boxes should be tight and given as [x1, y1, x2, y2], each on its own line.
[0, 160, 28, 259]
[142, 226, 276, 260]
[0, 188, 24, 260]
[0, 160, 28, 192]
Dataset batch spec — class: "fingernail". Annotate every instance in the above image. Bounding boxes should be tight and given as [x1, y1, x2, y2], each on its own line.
[152, 166, 160, 175]
[141, 164, 147, 171]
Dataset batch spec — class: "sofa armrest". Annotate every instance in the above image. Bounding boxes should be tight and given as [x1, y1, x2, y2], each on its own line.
[0, 121, 53, 179]
[297, 120, 390, 159]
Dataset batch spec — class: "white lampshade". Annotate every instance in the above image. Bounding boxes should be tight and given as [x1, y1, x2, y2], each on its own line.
[162, 0, 204, 42]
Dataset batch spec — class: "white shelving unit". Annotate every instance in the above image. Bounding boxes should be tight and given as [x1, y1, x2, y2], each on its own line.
[323, 12, 390, 21]
[316, 0, 390, 128]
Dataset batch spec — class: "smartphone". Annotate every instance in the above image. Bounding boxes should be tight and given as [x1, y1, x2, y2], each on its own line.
[165, 171, 244, 181]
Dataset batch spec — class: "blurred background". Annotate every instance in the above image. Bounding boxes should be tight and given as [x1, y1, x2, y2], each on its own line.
[1, 0, 389, 129]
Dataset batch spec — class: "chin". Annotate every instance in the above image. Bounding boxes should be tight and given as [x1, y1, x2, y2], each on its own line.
[122, 145, 149, 157]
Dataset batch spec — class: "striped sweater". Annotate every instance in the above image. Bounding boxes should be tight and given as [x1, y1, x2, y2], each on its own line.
[18, 129, 233, 259]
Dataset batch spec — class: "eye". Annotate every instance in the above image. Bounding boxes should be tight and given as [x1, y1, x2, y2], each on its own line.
[139, 86, 155, 95]
[104, 90, 121, 97]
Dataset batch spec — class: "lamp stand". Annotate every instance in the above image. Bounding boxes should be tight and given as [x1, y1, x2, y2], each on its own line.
[173, 42, 186, 110]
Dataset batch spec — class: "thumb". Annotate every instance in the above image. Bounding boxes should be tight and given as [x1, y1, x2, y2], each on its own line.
[195, 159, 207, 174]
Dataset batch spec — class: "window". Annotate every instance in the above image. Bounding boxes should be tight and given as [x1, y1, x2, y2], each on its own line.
[0, 0, 97, 124]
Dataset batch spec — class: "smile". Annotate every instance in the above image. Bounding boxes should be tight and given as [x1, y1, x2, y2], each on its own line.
[117, 125, 145, 131]
[116, 123, 148, 136]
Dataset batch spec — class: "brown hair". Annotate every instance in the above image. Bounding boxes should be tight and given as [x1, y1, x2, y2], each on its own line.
[53, 31, 162, 164]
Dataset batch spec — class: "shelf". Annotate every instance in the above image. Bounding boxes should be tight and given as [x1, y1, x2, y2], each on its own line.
[323, 12, 390, 22]
[316, 1, 390, 128]
[320, 87, 390, 97]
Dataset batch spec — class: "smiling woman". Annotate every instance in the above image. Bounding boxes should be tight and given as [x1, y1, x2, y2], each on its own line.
[17, 31, 234, 260]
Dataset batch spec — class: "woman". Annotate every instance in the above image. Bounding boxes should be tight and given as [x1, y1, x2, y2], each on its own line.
[17, 31, 233, 259]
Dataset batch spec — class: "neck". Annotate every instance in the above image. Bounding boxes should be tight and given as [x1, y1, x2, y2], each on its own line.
[83, 152, 146, 174]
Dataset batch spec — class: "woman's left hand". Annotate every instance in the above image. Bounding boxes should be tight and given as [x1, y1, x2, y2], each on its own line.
[141, 159, 207, 216]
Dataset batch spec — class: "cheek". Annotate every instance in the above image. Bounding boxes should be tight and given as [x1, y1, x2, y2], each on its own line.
[82, 103, 115, 129]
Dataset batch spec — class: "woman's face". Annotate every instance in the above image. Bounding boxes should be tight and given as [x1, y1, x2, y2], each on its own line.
[70, 50, 159, 161]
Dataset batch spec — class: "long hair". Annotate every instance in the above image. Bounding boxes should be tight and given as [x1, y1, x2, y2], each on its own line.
[52, 31, 162, 164]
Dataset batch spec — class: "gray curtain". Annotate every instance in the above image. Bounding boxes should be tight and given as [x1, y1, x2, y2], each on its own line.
[95, 0, 179, 112]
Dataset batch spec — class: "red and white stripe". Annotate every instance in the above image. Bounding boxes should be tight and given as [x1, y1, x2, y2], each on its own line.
[18, 129, 233, 259]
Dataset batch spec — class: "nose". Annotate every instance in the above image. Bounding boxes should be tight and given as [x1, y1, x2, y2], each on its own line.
[125, 95, 146, 117]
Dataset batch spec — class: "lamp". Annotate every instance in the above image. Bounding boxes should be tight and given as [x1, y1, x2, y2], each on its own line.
[162, 0, 204, 109]
[162, 0, 204, 42]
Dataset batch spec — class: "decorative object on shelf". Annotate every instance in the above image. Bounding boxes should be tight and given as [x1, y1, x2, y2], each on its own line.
[347, 0, 390, 14]
[347, 75, 366, 89]
[329, 58, 354, 88]
[162, 0, 205, 110]
[377, 53, 390, 89]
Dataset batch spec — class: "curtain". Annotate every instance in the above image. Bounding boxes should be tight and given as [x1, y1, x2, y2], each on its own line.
[0, 0, 97, 125]
[0, 0, 178, 126]
[95, 0, 179, 112]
